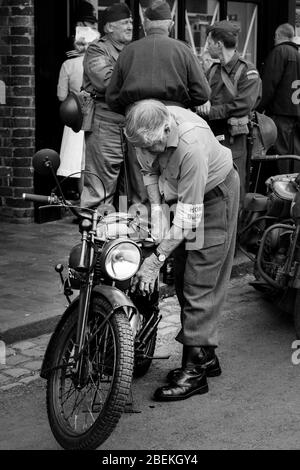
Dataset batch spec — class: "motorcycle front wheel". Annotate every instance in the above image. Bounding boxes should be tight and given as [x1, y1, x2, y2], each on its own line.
[46, 297, 134, 450]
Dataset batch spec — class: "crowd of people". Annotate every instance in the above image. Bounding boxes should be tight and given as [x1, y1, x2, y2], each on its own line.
[56, 0, 300, 402]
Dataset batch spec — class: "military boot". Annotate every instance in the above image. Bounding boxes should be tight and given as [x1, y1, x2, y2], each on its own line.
[153, 346, 209, 401]
[166, 345, 221, 383]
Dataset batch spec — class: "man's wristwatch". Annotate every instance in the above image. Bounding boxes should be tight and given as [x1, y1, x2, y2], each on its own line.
[154, 248, 167, 263]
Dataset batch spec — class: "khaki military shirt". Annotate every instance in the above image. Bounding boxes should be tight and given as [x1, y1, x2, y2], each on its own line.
[82, 36, 124, 101]
[136, 106, 233, 230]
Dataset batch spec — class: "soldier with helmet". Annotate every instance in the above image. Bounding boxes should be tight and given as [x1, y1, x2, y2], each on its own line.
[198, 20, 262, 203]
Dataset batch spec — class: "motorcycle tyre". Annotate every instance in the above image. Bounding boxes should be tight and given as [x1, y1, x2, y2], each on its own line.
[46, 297, 134, 450]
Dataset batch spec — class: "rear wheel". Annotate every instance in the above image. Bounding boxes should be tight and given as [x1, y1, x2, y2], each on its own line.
[46, 297, 134, 450]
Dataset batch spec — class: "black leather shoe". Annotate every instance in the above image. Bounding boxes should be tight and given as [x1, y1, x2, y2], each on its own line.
[166, 346, 221, 383]
[153, 366, 208, 401]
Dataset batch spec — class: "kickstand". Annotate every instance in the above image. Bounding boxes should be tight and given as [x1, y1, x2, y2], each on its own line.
[124, 385, 141, 414]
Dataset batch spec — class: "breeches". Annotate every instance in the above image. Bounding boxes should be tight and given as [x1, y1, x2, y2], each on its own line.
[173, 167, 240, 347]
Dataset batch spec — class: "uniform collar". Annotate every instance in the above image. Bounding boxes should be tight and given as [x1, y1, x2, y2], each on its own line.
[102, 34, 126, 52]
[222, 50, 240, 74]
[146, 27, 169, 36]
[274, 40, 299, 50]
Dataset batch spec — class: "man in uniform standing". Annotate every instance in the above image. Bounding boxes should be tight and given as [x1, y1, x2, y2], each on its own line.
[257, 23, 300, 173]
[80, 3, 133, 210]
[125, 100, 240, 401]
[198, 20, 261, 203]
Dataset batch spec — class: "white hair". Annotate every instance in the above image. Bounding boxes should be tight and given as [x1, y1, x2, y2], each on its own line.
[125, 99, 171, 146]
[144, 18, 173, 34]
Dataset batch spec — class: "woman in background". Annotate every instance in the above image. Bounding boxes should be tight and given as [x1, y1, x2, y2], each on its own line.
[56, 38, 88, 199]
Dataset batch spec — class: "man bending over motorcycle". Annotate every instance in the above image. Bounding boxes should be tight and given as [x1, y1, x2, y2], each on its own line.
[125, 100, 240, 401]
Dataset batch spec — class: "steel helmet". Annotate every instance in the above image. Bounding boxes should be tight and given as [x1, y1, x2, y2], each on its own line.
[251, 112, 278, 158]
[59, 92, 83, 133]
[255, 112, 278, 152]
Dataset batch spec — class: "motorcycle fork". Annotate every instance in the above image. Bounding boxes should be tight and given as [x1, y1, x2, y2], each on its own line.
[74, 224, 96, 381]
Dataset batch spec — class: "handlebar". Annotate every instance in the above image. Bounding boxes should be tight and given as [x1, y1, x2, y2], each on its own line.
[22, 193, 59, 204]
[251, 154, 300, 162]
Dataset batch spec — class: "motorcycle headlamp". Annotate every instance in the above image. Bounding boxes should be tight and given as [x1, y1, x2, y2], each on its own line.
[100, 239, 141, 281]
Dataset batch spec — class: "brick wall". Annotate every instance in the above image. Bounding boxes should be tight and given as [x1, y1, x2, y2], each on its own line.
[0, 0, 35, 223]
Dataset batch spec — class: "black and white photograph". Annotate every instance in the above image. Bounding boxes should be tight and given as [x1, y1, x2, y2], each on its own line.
[0, 0, 300, 454]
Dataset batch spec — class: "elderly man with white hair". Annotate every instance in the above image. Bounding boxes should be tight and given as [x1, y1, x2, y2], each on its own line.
[125, 99, 240, 402]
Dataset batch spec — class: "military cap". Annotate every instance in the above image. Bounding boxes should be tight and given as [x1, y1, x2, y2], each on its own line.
[75, 1, 98, 24]
[102, 3, 132, 25]
[207, 20, 240, 36]
[145, 1, 172, 21]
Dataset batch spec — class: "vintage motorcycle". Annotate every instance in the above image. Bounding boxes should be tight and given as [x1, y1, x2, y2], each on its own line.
[238, 152, 300, 339]
[23, 149, 162, 450]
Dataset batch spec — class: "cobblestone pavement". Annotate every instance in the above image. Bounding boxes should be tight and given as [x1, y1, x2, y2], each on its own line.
[0, 296, 181, 392]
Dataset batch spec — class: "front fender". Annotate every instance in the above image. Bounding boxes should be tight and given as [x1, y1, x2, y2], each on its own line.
[93, 284, 136, 311]
[40, 285, 137, 379]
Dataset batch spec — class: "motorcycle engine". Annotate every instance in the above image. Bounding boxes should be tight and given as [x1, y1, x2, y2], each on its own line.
[239, 174, 298, 254]
[265, 173, 298, 218]
[256, 226, 290, 287]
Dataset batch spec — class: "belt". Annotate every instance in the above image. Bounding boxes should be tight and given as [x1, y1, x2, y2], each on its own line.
[203, 185, 223, 202]
[165, 167, 236, 206]
[204, 167, 236, 202]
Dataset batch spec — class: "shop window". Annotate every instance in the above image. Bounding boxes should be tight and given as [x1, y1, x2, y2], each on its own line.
[227, 2, 258, 65]
[184, 0, 220, 56]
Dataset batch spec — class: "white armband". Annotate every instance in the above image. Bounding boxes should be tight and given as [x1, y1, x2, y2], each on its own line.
[173, 201, 203, 229]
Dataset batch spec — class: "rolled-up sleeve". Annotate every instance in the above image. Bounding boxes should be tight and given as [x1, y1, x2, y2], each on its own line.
[135, 148, 160, 187]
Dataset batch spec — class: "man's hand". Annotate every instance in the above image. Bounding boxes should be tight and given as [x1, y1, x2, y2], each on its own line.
[131, 253, 164, 295]
[196, 100, 211, 117]
[151, 205, 169, 243]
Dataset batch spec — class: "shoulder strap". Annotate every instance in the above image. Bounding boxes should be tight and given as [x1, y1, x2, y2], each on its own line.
[233, 63, 246, 89]
[220, 62, 246, 97]
[207, 63, 219, 85]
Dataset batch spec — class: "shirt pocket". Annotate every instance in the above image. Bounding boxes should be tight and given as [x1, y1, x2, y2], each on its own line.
[202, 194, 227, 248]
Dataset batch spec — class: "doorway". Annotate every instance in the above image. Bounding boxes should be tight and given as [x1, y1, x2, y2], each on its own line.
[34, 0, 78, 221]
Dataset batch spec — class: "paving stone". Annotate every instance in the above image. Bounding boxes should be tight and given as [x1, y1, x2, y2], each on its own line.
[31, 335, 51, 346]
[22, 360, 42, 371]
[6, 354, 29, 366]
[11, 341, 36, 352]
[20, 349, 44, 358]
[4, 347, 16, 358]
[3, 368, 31, 378]
[0, 374, 11, 385]
[19, 375, 40, 384]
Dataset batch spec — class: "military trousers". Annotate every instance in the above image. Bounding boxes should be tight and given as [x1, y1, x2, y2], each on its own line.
[80, 104, 147, 211]
[80, 105, 125, 209]
[173, 167, 240, 347]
